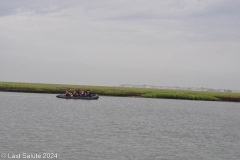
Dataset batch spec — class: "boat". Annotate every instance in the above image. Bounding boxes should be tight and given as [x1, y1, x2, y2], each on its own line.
[56, 94, 99, 100]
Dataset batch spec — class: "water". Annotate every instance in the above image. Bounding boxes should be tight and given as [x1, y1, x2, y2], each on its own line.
[0, 92, 240, 160]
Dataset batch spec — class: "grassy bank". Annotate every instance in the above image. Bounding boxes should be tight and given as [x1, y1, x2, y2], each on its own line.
[0, 82, 240, 102]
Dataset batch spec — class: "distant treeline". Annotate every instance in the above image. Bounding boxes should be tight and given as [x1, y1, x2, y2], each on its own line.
[1, 82, 240, 102]
[119, 84, 240, 93]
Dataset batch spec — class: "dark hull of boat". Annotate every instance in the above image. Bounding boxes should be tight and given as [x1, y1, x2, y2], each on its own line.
[56, 94, 99, 100]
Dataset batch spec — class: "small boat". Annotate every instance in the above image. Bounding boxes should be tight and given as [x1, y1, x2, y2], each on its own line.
[56, 94, 99, 100]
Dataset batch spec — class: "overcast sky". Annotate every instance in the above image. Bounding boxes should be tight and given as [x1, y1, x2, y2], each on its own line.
[0, 0, 240, 90]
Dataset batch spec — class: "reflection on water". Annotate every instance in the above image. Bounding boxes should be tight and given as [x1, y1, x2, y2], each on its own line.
[0, 92, 240, 160]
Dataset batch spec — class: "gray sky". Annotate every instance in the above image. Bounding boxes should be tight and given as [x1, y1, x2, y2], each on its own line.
[0, 0, 240, 90]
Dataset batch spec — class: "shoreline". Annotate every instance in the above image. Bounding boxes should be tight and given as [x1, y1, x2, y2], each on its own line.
[0, 82, 240, 102]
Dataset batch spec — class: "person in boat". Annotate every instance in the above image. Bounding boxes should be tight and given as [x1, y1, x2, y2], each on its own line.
[66, 89, 73, 97]
[81, 90, 85, 96]
[86, 90, 92, 97]
[73, 89, 78, 97]
[76, 89, 81, 96]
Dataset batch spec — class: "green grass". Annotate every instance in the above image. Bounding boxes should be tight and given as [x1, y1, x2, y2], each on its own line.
[142, 93, 219, 101]
[0, 81, 240, 102]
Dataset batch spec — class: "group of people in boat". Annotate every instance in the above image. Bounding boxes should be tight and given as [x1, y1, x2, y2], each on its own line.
[66, 89, 92, 97]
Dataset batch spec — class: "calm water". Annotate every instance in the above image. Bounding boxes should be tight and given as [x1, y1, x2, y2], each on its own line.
[0, 92, 240, 160]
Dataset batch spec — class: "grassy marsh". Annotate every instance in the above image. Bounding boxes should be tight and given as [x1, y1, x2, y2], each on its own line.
[0, 82, 240, 102]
